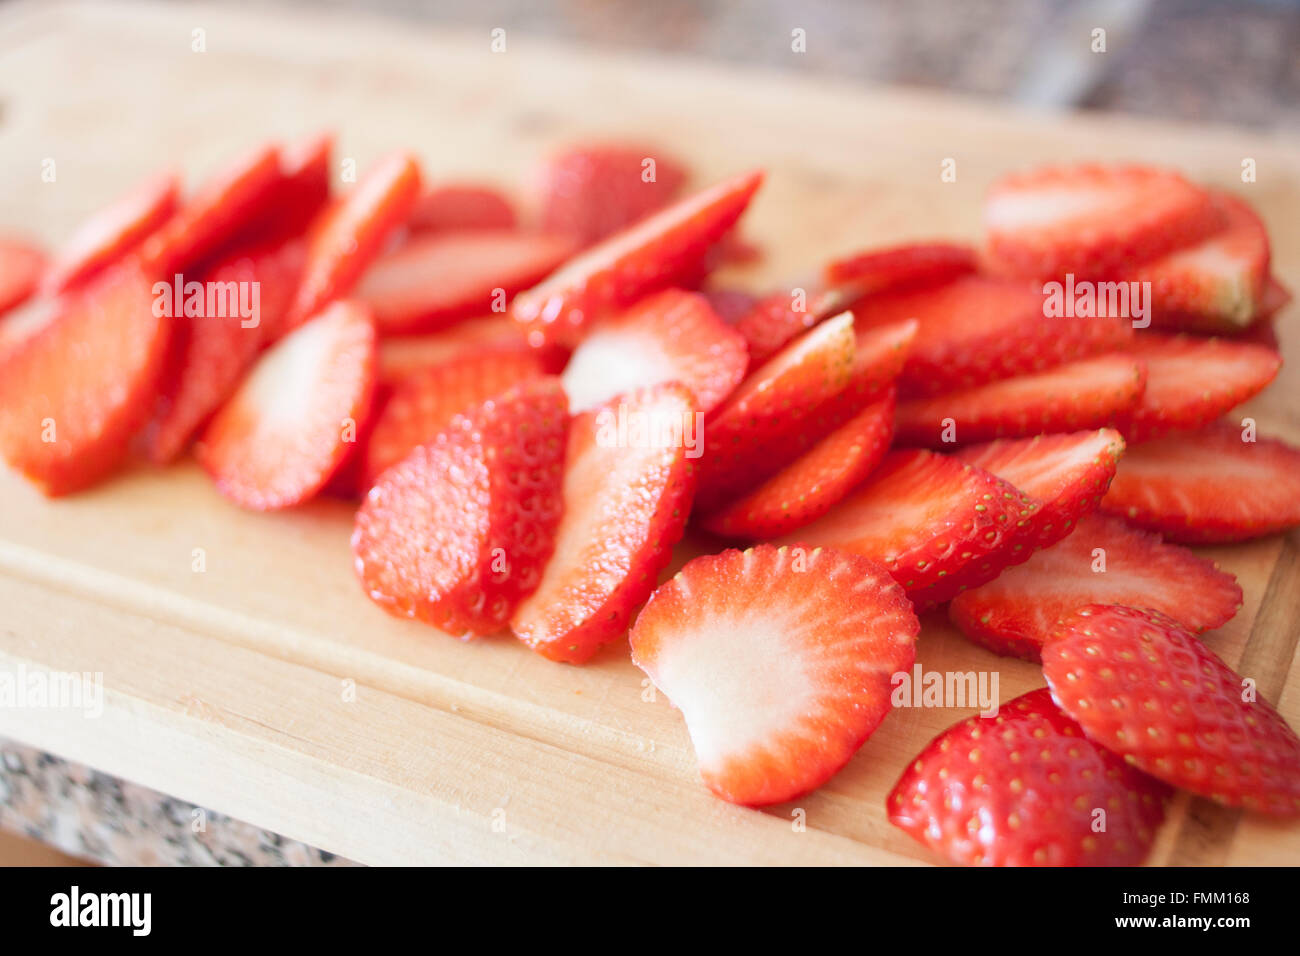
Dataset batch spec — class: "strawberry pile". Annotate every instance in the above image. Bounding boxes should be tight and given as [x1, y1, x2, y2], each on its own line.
[3, 146, 1298, 864]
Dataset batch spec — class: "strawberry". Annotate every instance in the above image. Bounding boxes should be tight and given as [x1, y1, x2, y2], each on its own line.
[701, 388, 895, 539]
[0, 264, 171, 495]
[510, 383, 698, 663]
[983, 164, 1220, 280]
[630, 544, 919, 806]
[285, 151, 422, 328]
[732, 284, 859, 366]
[41, 171, 177, 295]
[361, 349, 545, 487]
[0, 238, 46, 316]
[700, 286, 759, 325]
[1258, 275, 1292, 320]
[948, 513, 1241, 661]
[857, 275, 1134, 397]
[1136, 192, 1270, 332]
[1116, 334, 1280, 442]
[352, 378, 568, 637]
[355, 230, 575, 334]
[538, 143, 689, 247]
[0, 297, 59, 359]
[895, 355, 1146, 447]
[197, 300, 376, 510]
[234, 131, 333, 245]
[408, 184, 517, 233]
[803, 318, 917, 430]
[377, 315, 558, 386]
[824, 240, 977, 289]
[1043, 605, 1300, 816]
[139, 143, 283, 276]
[511, 169, 764, 348]
[955, 428, 1125, 549]
[776, 449, 1037, 609]
[1101, 420, 1300, 543]
[561, 288, 747, 414]
[888, 687, 1170, 866]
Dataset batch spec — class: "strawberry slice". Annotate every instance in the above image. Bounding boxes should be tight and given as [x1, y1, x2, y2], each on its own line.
[629, 544, 919, 806]
[377, 315, 557, 386]
[1044, 605, 1300, 816]
[0, 238, 46, 316]
[824, 240, 977, 289]
[139, 143, 282, 276]
[1116, 334, 1280, 442]
[511, 169, 764, 348]
[700, 388, 895, 539]
[0, 265, 171, 495]
[983, 164, 1220, 279]
[1101, 420, 1300, 543]
[285, 151, 422, 328]
[197, 300, 376, 510]
[409, 184, 517, 233]
[948, 513, 1242, 661]
[732, 284, 860, 367]
[362, 349, 545, 487]
[776, 449, 1037, 609]
[41, 172, 177, 295]
[888, 687, 1170, 866]
[955, 428, 1125, 549]
[352, 378, 568, 637]
[561, 288, 747, 414]
[895, 355, 1146, 446]
[510, 383, 698, 663]
[0, 297, 60, 359]
[539, 143, 689, 247]
[234, 131, 333, 245]
[355, 230, 575, 334]
[1232, 277, 1290, 352]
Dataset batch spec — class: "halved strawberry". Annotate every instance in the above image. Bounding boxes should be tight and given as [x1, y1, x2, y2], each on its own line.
[1044, 605, 1300, 816]
[824, 240, 977, 289]
[355, 230, 575, 334]
[41, 172, 177, 295]
[352, 378, 568, 637]
[538, 143, 689, 247]
[630, 544, 919, 806]
[0, 238, 46, 316]
[776, 449, 1037, 609]
[949, 513, 1241, 661]
[1101, 420, 1300, 542]
[888, 687, 1170, 866]
[409, 184, 517, 233]
[511, 169, 764, 347]
[895, 355, 1146, 447]
[510, 383, 698, 663]
[701, 388, 895, 539]
[361, 349, 545, 487]
[197, 300, 376, 509]
[956, 429, 1125, 549]
[377, 315, 557, 386]
[561, 288, 747, 414]
[0, 264, 171, 495]
[983, 164, 1220, 279]
[285, 151, 422, 328]
[1116, 334, 1280, 442]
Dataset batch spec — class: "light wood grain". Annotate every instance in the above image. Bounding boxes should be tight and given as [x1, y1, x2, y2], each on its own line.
[0, 0, 1297, 865]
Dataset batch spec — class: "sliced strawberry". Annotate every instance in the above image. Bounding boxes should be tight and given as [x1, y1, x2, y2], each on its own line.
[0, 265, 171, 495]
[804, 318, 917, 430]
[197, 300, 376, 509]
[539, 143, 689, 247]
[824, 240, 977, 289]
[511, 169, 764, 348]
[0, 238, 46, 316]
[139, 143, 282, 276]
[0, 297, 60, 359]
[983, 164, 1220, 279]
[701, 388, 895, 539]
[510, 383, 698, 663]
[1101, 420, 1300, 542]
[694, 311, 855, 512]
[355, 230, 575, 334]
[888, 687, 1170, 866]
[629, 544, 919, 806]
[895, 355, 1146, 447]
[377, 315, 557, 385]
[408, 184, 516, 233]
[949, 513, 1241, 661]
[41, 172, 177, 295]
[776, 450, 1037, 609]
[732, 284, 860, 366]
[1116, 334, 1280, 442]
[561, 288, 747, 414]
[362, 349, 545, 487]
[234, 131, 333, 244]
[700, 286, 759, 325]
[285, 151, 422, 328]
[956, 429, 1125, 549]
[1044, 605, 1300, 816]
[352, 378, 568, 636]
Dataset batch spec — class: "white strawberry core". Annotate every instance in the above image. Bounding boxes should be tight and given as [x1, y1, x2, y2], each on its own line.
[984, 187, 1111, 229]
[240, 303, 348, 432]
[561, 329, 674, 412]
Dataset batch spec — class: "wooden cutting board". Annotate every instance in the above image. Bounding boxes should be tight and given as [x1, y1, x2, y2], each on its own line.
[1, 0, 1298, 866]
